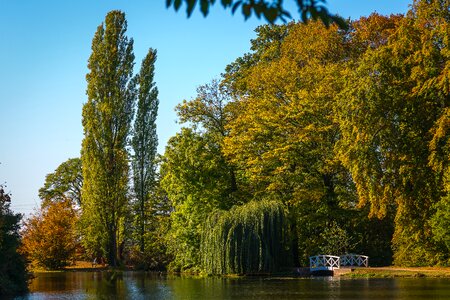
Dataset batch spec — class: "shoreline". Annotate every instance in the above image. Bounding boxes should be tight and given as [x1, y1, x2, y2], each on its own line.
[30, 262, 450, 279]
[340, 267, 450, 278]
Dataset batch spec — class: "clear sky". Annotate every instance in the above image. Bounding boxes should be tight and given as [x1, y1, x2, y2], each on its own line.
[0, 0, 411, 215]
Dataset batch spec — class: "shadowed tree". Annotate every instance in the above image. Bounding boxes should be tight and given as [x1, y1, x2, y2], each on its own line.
[0, 184, 27, 295]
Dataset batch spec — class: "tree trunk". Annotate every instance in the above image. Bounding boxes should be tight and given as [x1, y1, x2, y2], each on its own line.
[108, 228, 118, 267]
[140, 198, 145, 253]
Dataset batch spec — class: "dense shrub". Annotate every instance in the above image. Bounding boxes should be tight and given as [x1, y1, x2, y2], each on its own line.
[0, 185, 28, 295]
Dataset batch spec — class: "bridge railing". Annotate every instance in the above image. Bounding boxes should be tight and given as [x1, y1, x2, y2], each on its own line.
[309, 255, 340, 271]
[340, 254, 369, 268]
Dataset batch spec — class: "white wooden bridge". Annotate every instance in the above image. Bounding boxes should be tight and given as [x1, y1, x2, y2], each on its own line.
[309, 254, 369, 273]
[340, 254, 369, 268]
[309, 255, 340, 271]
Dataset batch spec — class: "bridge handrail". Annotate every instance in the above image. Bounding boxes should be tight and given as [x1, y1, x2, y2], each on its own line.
[339, 254, 369, 267]
[309, 254, 340, 271]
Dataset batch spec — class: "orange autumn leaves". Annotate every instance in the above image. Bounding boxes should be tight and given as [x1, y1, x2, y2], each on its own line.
[20, 200, 78, 269]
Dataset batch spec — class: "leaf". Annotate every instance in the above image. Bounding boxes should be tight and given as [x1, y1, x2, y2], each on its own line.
[231, 0, 242, 14]
[200, 0, 209, 16]
[263, 7, 278, 24]
[301, 9, 308, 23]
[253, 3, 263, 18]
[221, 0, 233, 8]
[242, 3, 251, 20]
[187, 0, 197, 16]
[331, 15, 348, 30]
[310, 7, 318, 20]
[281, 9, 291, 20]
[166, 0, 173, 8]
[318, 8, 330, 27]
[174, 0, 182, 11]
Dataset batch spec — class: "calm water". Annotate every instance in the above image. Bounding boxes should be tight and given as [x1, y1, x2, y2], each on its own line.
[13, 271, 450, 299]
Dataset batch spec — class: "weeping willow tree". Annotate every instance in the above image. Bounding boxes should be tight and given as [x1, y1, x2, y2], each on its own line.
[201, 200, 291, 275]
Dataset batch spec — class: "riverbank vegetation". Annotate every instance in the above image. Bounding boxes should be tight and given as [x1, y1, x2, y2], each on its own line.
[0, 185, 27, 294]
[13, 0, 450, 281]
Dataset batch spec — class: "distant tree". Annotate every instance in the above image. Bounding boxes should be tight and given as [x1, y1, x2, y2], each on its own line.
[0, 184, 28, 295]
[132, 48, 159, 254]
[166, 0, 346, 27]
[81, 10, 136, 267]
[20, 199, 77, 270]
[39, 158, 82, 207]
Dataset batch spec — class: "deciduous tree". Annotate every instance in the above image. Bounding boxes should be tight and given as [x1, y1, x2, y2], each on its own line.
[20, 199, 77, 270]
[81, 10, 136, 267]
[39, 158, 82, 207]
[161, 128, 234, 271]
[336, 2, 449, 265]
[132, 49, 159, 254]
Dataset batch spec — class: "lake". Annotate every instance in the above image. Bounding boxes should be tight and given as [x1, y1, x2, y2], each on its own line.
[13, 271, 450, 299]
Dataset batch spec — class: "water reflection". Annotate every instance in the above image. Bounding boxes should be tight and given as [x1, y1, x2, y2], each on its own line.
[14, 272, 450, 300]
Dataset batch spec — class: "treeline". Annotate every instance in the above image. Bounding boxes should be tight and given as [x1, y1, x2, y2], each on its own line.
[164, 0, 450, 271]
[19, 0, 450, 275]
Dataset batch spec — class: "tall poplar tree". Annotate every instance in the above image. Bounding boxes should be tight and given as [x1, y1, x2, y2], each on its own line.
[81, 10, 136, 267]
[132, 49, 159, 253]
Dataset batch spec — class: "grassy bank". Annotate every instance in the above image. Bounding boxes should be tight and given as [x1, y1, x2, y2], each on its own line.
[31, 261, 450, 279]
[29, 261, 108, 273]
[342, 267, 450, 278]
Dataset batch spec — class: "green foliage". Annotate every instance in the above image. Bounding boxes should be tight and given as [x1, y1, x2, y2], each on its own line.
[39, 158, 82, 207]
[317, 222, 352, 255]
[20, 199, 78, 270]
[201, 200, 290, 274]
[161, 80, 245, 272]
[81, 10, 136, 267]
[166, 0, 347, 28]
[132, 48, 159, 254]
[129, 175, 173, 270]
[161, 128, 235, 271]
[430, 196, 450, 260]
[0, 185, 28, 295]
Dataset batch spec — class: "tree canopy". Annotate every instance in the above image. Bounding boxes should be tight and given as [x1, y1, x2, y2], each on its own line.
[20, 199, 78, 270]
[38, 158, 82, 207]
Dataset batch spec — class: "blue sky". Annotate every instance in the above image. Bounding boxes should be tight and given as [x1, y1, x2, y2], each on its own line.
[0, 0, 411, 215]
